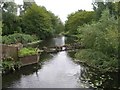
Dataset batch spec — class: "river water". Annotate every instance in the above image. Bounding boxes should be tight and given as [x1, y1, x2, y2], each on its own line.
[2, 36, 119, 89]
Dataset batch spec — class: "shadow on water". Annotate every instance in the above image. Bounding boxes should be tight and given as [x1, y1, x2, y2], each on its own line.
[79, 65, 120, 89]
[2, 63, 42, 88]
[67, 48, 120, 89]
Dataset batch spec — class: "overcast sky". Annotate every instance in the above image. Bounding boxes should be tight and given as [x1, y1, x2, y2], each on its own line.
[15, 0, 93, 22]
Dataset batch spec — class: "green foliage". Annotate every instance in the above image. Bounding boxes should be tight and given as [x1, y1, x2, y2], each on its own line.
[92, 1, 119, 20]
[2, 33, 38, 44]
[2, 57, 21, 72]
[46, 11, 65, 35]
[77, 9, 118, 57]
[2, 12, 21, 35]
[22, 4, 54, 39]
[18, 47, 37, 57]
[0, 21, 2, 43]
[75, 49, 118, 72]
[65, 10, 95, 35]
[0, 21, 2, 34]
[2, 2, 64, 38]
[92, 1, 106, 20]
[2, 2, 17, 15]
[1, 2, 20, 35]
[23, 1, 36, 14]
[75, 9, 118, 72]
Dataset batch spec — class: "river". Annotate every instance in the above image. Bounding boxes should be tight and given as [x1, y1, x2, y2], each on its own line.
[2, 36, 119, 89]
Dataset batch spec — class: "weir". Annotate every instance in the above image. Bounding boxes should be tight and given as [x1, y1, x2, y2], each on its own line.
[42, 43, 85, 53]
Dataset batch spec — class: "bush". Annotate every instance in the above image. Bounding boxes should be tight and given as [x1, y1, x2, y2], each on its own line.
[75, 9, 118, 72]
[2, 57, 22, 73]
[2, 33, 38, 45]
[18, 47, 37, 57]
[75, 49, 118, 72]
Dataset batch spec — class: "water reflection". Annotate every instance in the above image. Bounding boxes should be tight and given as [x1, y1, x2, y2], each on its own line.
[2, 36, 119, 89]
[3, 51, 86, 88]
[2, 64, 41, 88]
[3, 36, 86, 88]
[79, 64, 120, 89]
[53, 36, 65, 46]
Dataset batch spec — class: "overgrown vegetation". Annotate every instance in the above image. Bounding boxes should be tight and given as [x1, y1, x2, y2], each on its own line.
[65, 10, 95, 35]
[65, 1, 119, 72]
[2, 57, 21, 74]
[75, 9, 118, 72]
[2, 33, 38, 45]
[18, 47, 38, 57]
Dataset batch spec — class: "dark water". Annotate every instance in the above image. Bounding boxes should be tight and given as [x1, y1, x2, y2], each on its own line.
[2, 36, 119, 89]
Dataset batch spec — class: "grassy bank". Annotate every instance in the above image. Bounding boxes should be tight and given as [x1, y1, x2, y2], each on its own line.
[75, 49, 118, 73]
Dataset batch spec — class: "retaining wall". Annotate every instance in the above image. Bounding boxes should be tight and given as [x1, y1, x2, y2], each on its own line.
[1, 44, 19, 60]
[19, 54, 40, 66]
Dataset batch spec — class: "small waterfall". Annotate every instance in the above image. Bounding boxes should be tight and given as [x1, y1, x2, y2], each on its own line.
[62, 36, 65, 45]
[54, 36, 65, 46]
[62, 36, 66, 50]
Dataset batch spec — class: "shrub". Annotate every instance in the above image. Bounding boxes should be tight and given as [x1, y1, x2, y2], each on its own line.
[75, 9, 118, 72]
[2, 33, 38, 45]
[18, 47, 37, 57]
[75, 49, 118, 72]
[2, 57, 22, 73]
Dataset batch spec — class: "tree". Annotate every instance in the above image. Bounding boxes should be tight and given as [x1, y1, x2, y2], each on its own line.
[2, 12, 20, 35]
[92, 0, 120, 20]
[2, 2, 17, 15]
[22, 4, 53, 39]
[92, 0, 106, 20]
[22, 0, 36, 14]
[65, 10, 94, 35]
[1, 1, 21, 35]
[48, 11, 64, 35]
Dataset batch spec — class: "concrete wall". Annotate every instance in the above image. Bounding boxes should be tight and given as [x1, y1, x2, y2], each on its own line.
[1, 44, 19, 61]
[19, 54, 39, 66]
[1, 44, 39, 67]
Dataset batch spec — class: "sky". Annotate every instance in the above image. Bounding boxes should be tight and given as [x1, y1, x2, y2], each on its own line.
[15, 0, 93, 22]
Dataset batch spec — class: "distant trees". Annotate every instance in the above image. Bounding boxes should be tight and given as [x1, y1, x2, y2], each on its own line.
[21, 4, 64, 39]
[92, 0, 120, 20]
[1, 1, 64, 40]
[2, 12, 21, 35]
[49, 12, 64, 35]
[2, 2, 17, 15]
[21, 4, 53, 39]
[2, 2, 21, 35]
[65, 10, 94, 35]
[64, 1, 119, 72]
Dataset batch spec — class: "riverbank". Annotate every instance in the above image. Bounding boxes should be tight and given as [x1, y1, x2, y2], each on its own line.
[74, 49, 118, 73]
[74, 59, 118, 73]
